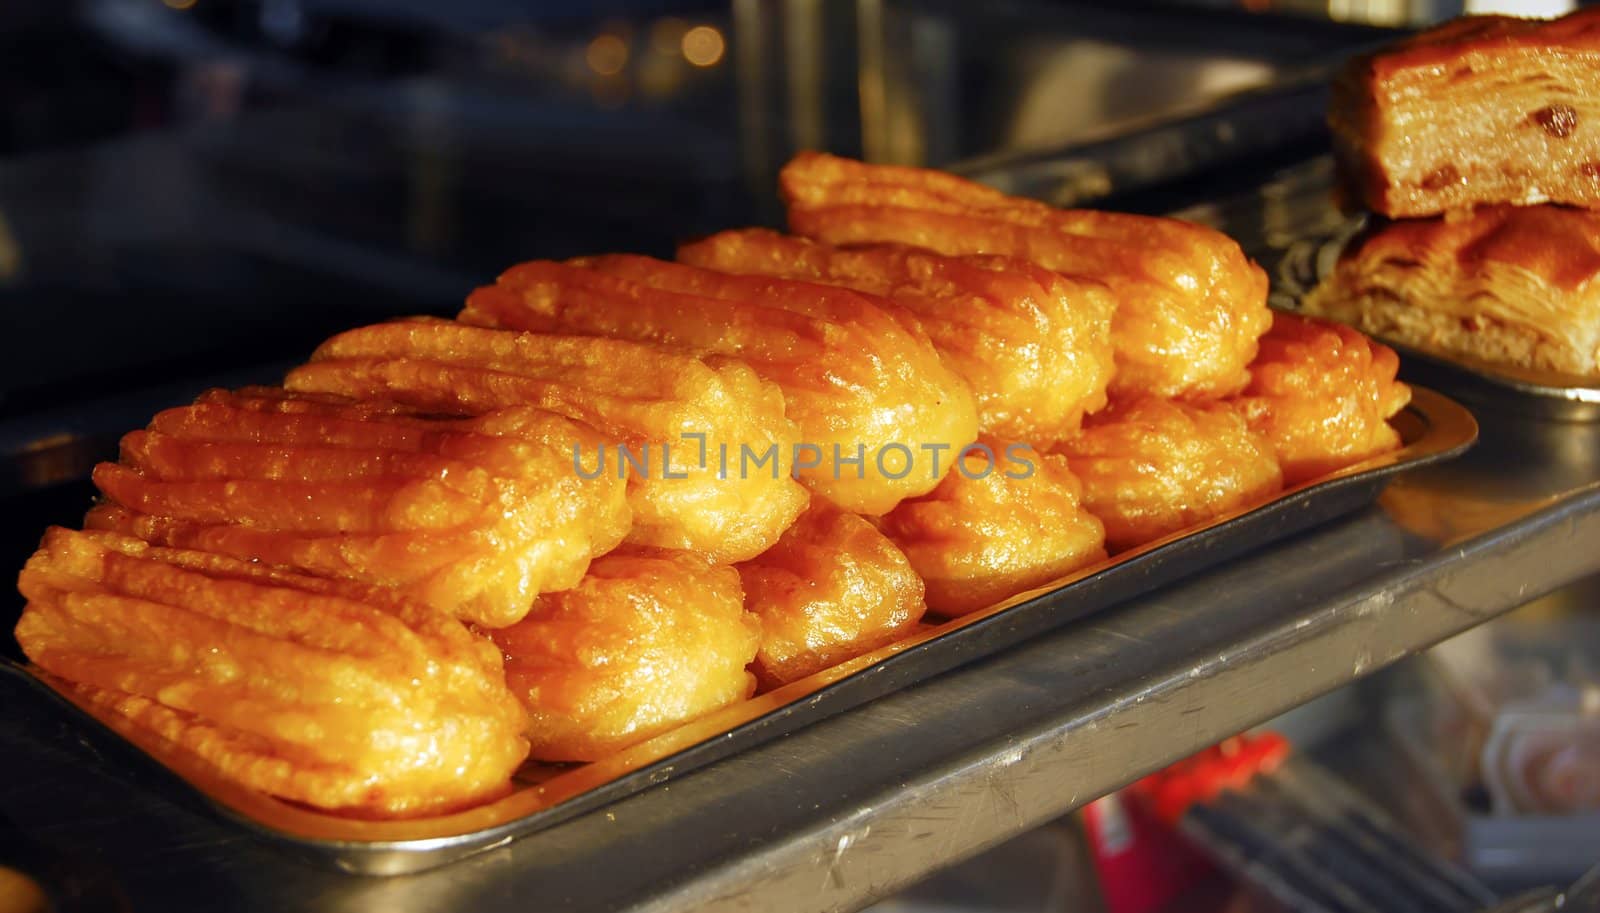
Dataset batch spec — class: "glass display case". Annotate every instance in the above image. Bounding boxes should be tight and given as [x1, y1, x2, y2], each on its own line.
[1, 2, 1597, 910]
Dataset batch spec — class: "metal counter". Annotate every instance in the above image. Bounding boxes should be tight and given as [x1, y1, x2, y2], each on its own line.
[4, 161, 1600, 911]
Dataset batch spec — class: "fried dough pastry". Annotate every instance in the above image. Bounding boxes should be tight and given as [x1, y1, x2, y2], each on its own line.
[1303, 205, 1600, 381]
[286, 319, 808, 563]
[461, 255, 980, 515]
[1331, 8, 1600, 218]
[678, 229, 1115, 441]
[879, 442, 1106, 617]
[15, 528, 528, 816]
[779, 151, 1271, 400]
[736, 503, 925, 688]
[488, 550, 759, 762]
[1057, 398, 1283, 553]
[1230, 311, 1410, 485]
[86, 387, 628, 628]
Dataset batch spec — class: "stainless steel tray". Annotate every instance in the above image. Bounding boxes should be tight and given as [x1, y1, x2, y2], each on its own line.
[1272, 215, 1600, 422]
[1, 387, 1476, 875]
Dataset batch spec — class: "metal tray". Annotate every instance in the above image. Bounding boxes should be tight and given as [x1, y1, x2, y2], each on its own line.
[1272, 215, 1600, 422]
[1, 387, 1477, 875]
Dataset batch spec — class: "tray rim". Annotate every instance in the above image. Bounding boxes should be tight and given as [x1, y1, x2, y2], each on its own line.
[3, 385, 1478, 872]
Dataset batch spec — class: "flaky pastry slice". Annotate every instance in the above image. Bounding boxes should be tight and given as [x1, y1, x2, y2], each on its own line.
[461, 255, 979, 515]
[16, 528, 528, 817]
[287, 320, 808, 563]
[779, 151, 1271, 401]
[1331, 8, 1600, 218]
[1302, 205, 1600, 383]
[88, 386, 628, 628]
[678, 228, 1114, 442]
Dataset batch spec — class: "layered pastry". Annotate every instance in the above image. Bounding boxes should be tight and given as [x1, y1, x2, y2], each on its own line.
[1231, 311, 1413, 485]
[16, 528, 529, 817]
[736, 503, 926, 687]
[879, 441, 1107, 617]
[1057, 398, 1283, 553]
[487, 550, 759, 762]
[780, 151, 1272, 400]
[1301, 205, 1600, 381]
[87, 387, 629, 628]
[287, 319, 809, 563]
[678, 228, 1115, 442]
[1331, 8, 1600, 218]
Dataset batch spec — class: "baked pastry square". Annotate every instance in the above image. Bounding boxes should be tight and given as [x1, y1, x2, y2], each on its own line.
[1302, 204, 1600, 380]
[1332, 8, 1600, 217]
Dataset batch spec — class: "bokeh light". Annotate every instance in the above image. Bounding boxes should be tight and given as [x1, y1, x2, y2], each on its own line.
[681, 26, 725, 68]
[586, 33, 629, 76]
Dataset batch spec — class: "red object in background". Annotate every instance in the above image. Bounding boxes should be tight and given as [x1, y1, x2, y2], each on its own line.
[1134, 732, 1292, 825]
[1081, 733, 1291, 913]
[1083, 792, 1214, 913]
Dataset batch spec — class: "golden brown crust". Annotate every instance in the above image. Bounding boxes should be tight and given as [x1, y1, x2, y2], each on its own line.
[286, 319, 809, 563]
[678, 228, 1115, 442]
[85, 386, 629, 628]
[15, 528, 528, 816]
[1302, 206, 1600, 380]
[736, 502, 925, 688]
[488, 550, 759, 762]
[878, 442, 1106, 617]
[8, 150, 1359, 818]
[778, 152, 1271, 400]
[461, 256, 980, 515]
[1332, 8, 1600, 217]
[1230, 312, 1410, 485]
[1057, 398, 1283, 553]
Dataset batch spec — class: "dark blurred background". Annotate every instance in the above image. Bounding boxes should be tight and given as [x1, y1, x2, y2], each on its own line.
[0, 0, 1538, 487]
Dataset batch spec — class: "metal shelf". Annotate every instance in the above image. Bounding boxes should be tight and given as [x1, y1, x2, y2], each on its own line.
[4, 157, 1599, 912]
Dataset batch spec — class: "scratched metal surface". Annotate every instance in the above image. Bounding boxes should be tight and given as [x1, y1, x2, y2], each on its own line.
[5, 163, 1600, 911]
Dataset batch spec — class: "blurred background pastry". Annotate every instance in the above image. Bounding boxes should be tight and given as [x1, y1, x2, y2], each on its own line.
[1314, 6, 1600, 383]
[1331, 9, 1600, 218]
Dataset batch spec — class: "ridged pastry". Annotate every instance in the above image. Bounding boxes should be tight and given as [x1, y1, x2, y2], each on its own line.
[1331, 8, 1600, 218]
[1058, 398, 1283, 553]
[879, 442, 1107, 617]
[460, 255, 980, 515]
[286, 319, 808, 563]
[7, 148, 1412, 819]
[736, 502, 925, 688]
[1230, 311, 1411, 485]
[678, 228, 1114, 442]
[1302, 206, 1600, 382]
[86, 387, 628, 628]
[779, 151, 1271, 400]
[487, 550, 759, 762]
[15, 528, 528, 816]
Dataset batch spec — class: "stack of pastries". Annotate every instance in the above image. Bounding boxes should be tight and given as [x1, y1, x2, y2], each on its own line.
[1310, 8, 1600, 380]
[13, 153, 1409, 817]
